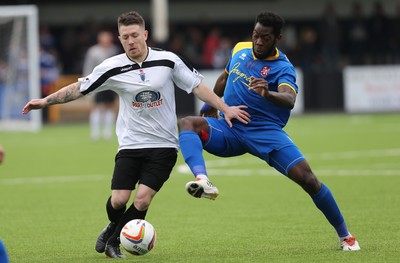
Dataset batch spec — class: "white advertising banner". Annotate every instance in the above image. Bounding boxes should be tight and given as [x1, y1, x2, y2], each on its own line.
[198, 69, 304, 115]
[344, 65, 400, 112]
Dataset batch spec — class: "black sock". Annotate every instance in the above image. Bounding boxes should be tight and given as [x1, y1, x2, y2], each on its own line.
[107, 204, 148, 245]
[106, 196, 126, 223]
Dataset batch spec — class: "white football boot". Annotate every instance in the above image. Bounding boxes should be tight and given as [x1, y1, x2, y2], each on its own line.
[340, 236, 360, 251]
[185, 177, 219, 200]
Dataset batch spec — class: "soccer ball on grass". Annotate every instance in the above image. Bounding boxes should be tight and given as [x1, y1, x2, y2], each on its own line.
[120, 219, 156, 255]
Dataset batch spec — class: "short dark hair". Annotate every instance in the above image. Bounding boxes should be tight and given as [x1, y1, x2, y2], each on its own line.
[255, 12, 285, 36]
[117, 11, 145, 28]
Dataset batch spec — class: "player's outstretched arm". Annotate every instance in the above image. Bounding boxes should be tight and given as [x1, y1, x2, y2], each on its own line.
[199, 70, 228, 118]
[22, 82, 83, 114]
[193, 82, 250, 127]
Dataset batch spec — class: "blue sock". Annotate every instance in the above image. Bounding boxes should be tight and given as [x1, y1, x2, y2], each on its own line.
[0, 240, 9, 263]
[179, 130, 207, 177]
[311, 183, 349, 238]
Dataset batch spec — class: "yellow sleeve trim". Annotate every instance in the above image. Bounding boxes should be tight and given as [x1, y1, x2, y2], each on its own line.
[278, 82, 297, 94]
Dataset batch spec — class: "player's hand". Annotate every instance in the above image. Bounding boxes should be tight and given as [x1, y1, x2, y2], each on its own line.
[248, 76, 269, 98]
[22, 98, 47, 114]
[223, 105, 250, 127]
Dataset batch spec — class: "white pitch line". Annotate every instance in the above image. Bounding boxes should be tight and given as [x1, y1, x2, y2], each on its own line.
[175, 148, 400, 176]
[2, 148, 400, 186]
[176, 166, 400, 177]
[200, 148, 400, 167]
[0, 174, 109, 185]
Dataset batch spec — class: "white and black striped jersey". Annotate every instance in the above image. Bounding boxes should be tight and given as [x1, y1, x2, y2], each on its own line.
[79, 47, 203, 151]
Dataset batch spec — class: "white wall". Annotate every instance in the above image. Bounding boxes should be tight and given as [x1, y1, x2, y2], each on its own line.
[344, 66, 400, 113]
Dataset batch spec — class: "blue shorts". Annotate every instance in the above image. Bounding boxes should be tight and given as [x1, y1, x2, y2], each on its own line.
[203, 118, 305, 176]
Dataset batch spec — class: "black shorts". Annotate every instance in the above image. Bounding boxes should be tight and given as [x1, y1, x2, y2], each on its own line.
[111, 148, 177, 191]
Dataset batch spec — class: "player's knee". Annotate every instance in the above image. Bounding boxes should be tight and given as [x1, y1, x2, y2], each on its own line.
[178, 116, 207, 133]
[133, 196, 151, 211]
[111, 191, 130, 208]
[302, 172, 321, 194]
[178, 116, 195, 131]
[289, 165, 321, 194]
[111, 197, 128, 209]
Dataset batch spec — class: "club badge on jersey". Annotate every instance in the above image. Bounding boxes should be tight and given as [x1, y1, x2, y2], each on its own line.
[139, 69, 146, 82]
[260, 66, 270, 77]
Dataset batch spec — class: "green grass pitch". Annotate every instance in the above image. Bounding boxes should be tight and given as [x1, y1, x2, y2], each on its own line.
[1, 113, 400, 262]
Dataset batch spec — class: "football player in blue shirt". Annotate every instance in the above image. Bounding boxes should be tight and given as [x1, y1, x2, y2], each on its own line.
[178, 11, 360, 251]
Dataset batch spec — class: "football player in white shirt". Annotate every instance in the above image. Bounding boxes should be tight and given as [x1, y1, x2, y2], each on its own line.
[22, 11, 251, 258]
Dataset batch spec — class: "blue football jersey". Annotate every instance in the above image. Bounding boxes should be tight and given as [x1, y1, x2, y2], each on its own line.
[223, 42, 298, 128]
